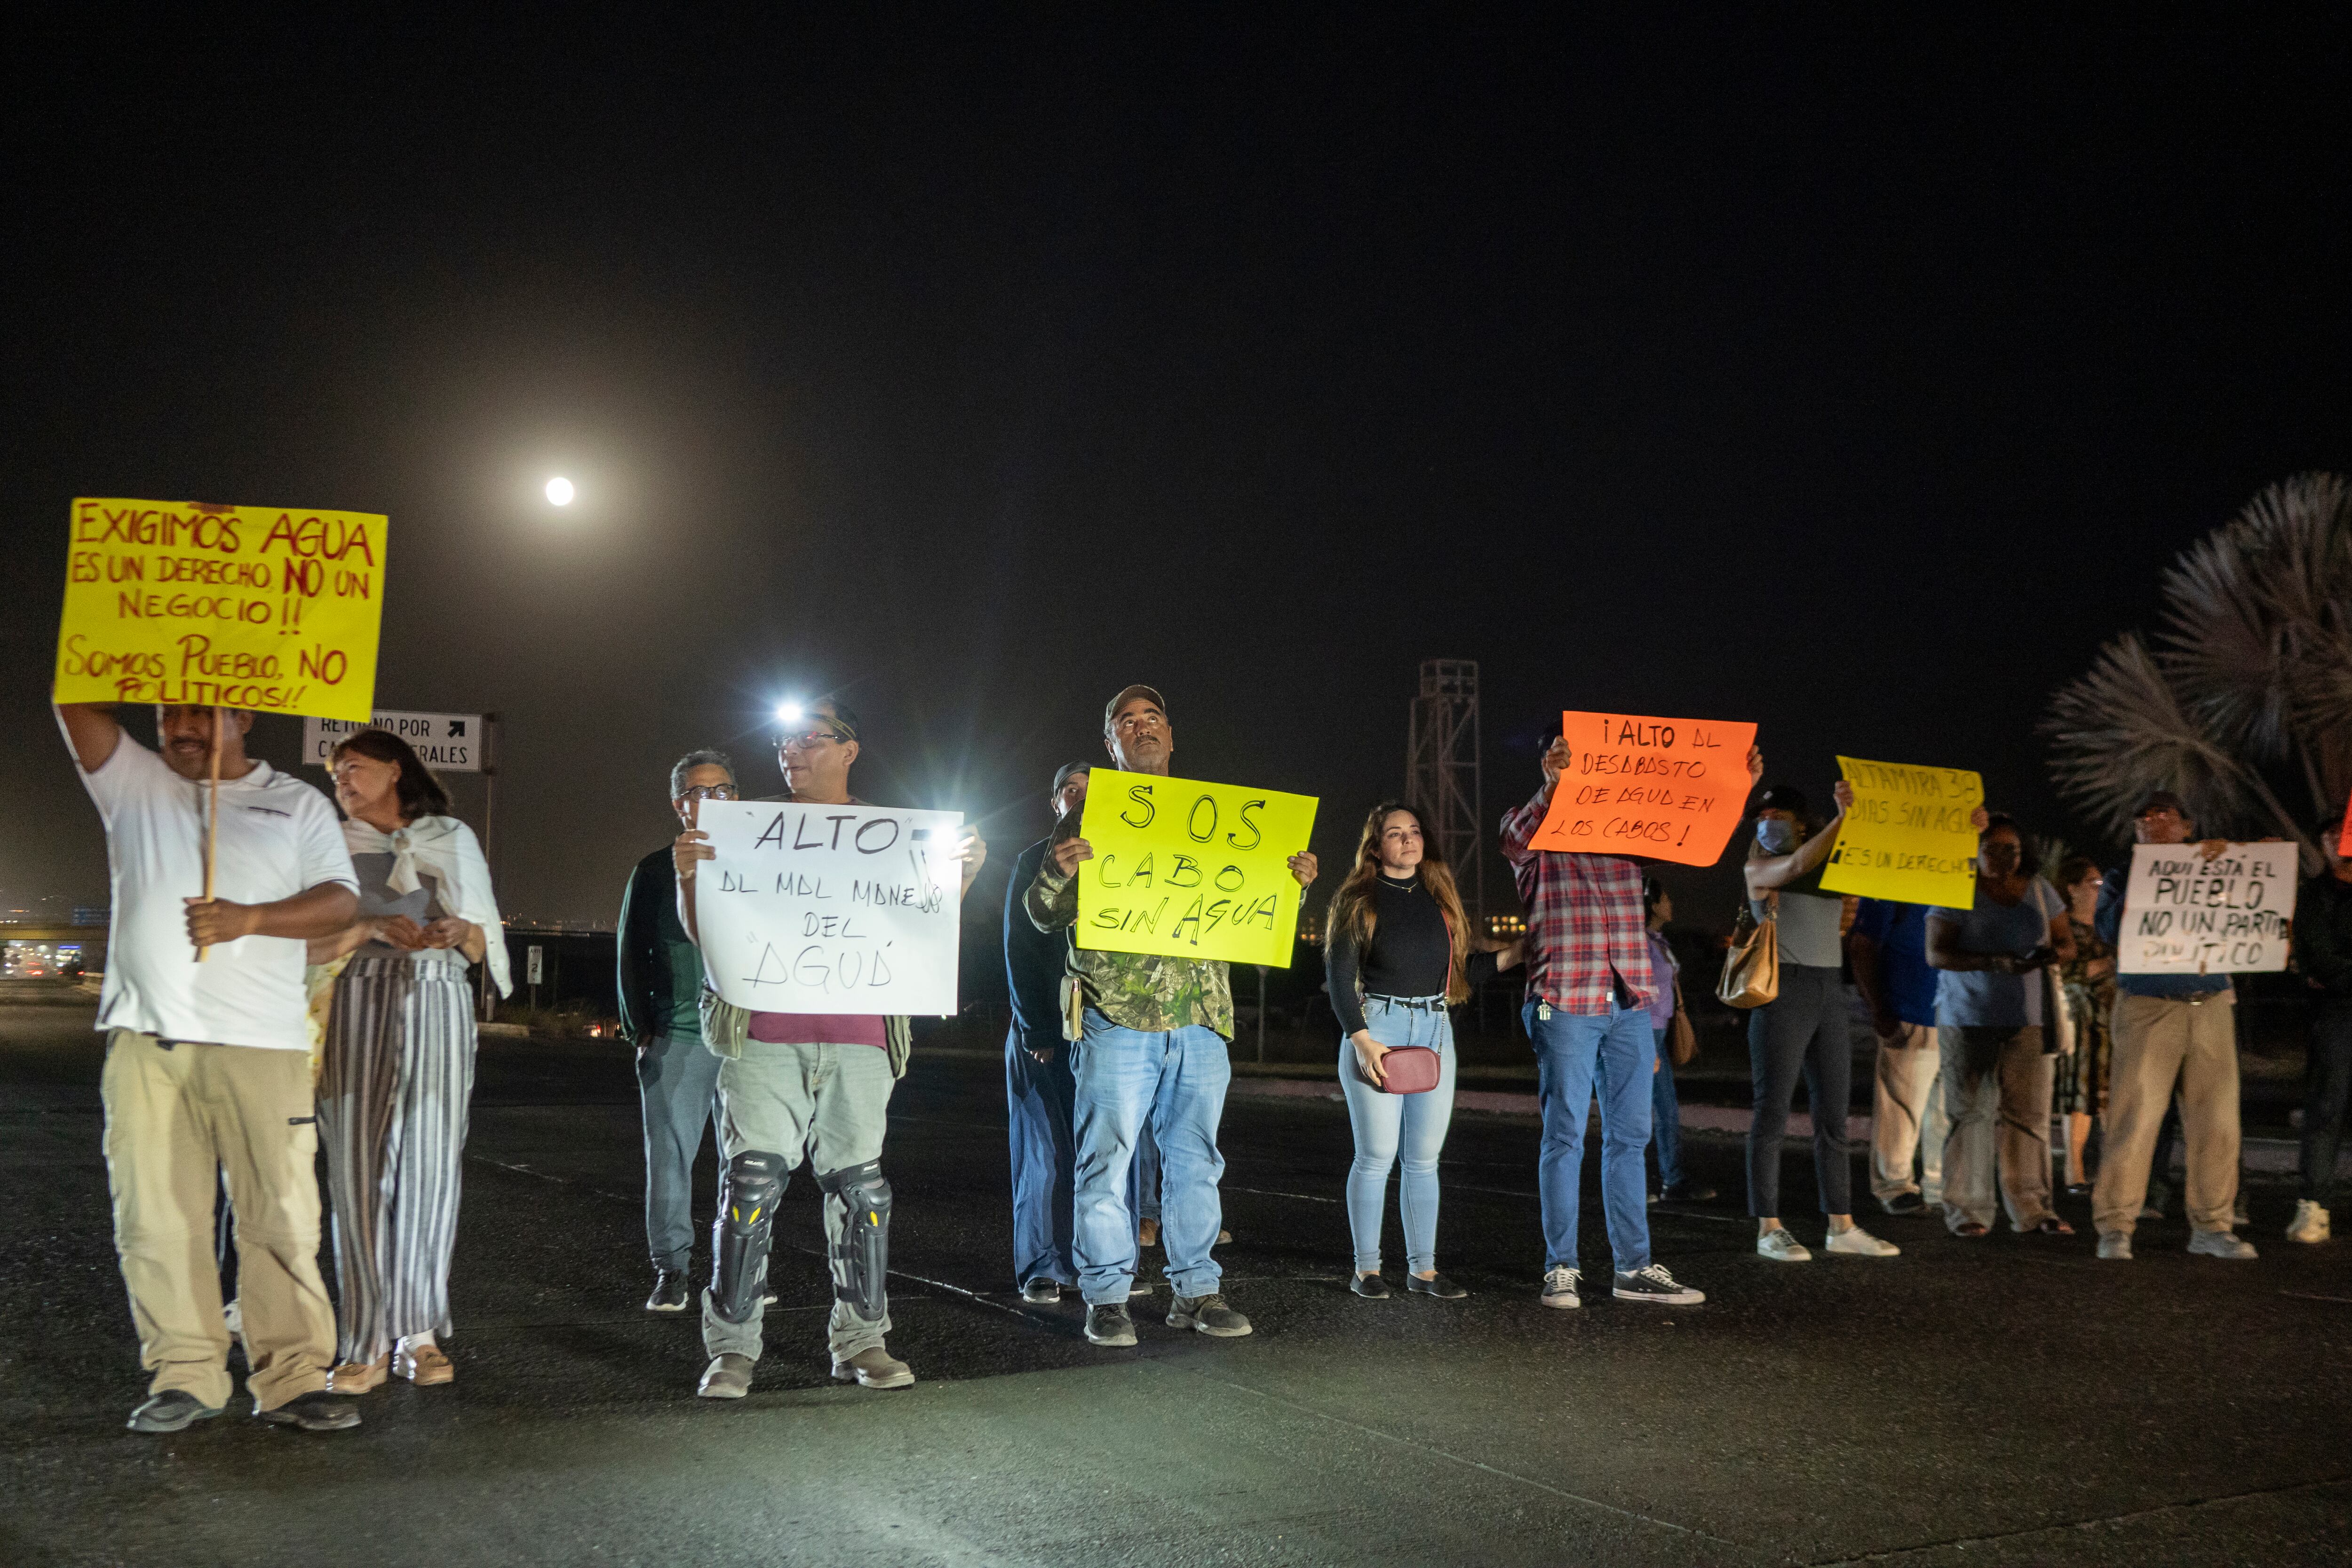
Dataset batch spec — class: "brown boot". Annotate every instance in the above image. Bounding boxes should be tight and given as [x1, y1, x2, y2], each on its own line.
[829, 1345, 914, 1389]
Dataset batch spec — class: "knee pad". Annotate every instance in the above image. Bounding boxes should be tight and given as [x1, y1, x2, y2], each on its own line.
[817, 1160, 891, 1322]
[709, 1150, 788, 1324]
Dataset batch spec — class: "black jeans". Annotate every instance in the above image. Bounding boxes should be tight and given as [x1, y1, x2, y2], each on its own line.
[1746, 963, 1854, 1217]
[2302, 998, 2352, 1207]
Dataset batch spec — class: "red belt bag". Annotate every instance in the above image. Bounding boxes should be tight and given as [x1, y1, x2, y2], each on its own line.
[1377, 1045, 1441, 1095]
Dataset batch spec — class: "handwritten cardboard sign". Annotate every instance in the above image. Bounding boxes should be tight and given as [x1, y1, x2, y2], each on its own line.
[1075, 768, 1318, 968]
[2338, 795, 2352, 860]
[693, 799, 965, 1014]
[1819, 756, 1985, 907]
[2115, 841, 2299, 975]
[1529, 711, 1757, 866]
[53, 498, 387, 720]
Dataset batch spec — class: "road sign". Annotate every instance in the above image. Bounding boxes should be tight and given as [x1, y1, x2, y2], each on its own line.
[302, 710, 489, 772]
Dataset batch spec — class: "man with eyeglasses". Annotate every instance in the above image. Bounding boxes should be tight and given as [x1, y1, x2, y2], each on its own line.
[1025, 685, 1318, 1347]
[2090, 791, 2257, 1261]
[675, 699, 987, 1398]
[617, 748, 737, 1313]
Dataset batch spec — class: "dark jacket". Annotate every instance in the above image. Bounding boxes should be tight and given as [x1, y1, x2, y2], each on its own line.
[1003, 838, 1070, 1054]
[2297, 872, 2352, 997]
[617, 846, 705, 1043]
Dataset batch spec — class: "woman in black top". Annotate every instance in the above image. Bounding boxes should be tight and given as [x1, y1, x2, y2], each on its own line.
[1324, 802, 1522, 1299]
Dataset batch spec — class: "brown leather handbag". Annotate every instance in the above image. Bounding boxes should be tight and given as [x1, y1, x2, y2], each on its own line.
[1716, 896, 1780, 1009]
[1668, 976, 1699, 1066]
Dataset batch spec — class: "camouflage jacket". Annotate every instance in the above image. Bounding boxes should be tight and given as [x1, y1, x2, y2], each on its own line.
[1024, 858, 1233, 1039]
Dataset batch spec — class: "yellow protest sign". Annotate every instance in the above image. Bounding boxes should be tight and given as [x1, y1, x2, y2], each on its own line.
[53, 498, 387, 721]
[1818, 756, 1984, 907]
[1075, 768, 1319, 968]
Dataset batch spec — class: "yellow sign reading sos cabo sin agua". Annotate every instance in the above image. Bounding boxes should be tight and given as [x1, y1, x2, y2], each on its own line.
[1075, 768, 1319, 968]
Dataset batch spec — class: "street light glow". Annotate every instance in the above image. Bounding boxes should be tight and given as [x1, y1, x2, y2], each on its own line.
[545, 477, 575, 506]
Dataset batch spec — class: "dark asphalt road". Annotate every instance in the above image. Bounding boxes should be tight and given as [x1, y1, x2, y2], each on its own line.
[4, 1000, 2350, 1567]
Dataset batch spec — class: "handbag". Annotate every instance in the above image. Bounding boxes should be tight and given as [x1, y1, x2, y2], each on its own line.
[1667, 976, 1698, 1066]
[1717, 895, 1780, 1010]
[1375, 1044, 1441, 1095]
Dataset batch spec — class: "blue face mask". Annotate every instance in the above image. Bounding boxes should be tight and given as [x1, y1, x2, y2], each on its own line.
[1755, 820, 1796, 855]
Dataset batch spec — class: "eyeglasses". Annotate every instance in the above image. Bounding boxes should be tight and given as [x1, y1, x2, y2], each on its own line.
[678, 784, 740, 802]
[777, 729, 846, 751]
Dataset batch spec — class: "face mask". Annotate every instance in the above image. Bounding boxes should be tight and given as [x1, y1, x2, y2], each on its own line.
[1755, 820, 1796, 854]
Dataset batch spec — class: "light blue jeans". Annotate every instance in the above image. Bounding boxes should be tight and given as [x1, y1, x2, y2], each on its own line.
[1339, 997, 1458, 1274]
[1070, 1012, 1230, 1304]
[1526, 997, 1654, 1276]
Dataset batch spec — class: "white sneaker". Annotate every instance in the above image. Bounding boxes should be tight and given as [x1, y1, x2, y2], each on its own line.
[2187, 1228, 2258, 1260]
[2097, 1231, 2132, 1260]
[1756, 1227, 1812, 1262]
[1540, 1265, 1582, 1309]
[2287, 1200, 2331, 1244]
[1824, 1224, 1900, 1258]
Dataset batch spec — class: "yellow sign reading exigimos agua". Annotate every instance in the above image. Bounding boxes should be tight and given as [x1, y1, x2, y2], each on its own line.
[1075, 768, 1318, 968]
[53, 498, 387, 721]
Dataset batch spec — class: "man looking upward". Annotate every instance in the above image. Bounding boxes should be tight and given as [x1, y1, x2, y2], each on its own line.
[675, 698, 987, 1398]
[56, 702, 363, 1434]
[1025, 685, 1317, 1348]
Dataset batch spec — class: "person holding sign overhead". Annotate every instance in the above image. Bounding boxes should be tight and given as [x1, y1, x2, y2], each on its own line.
[2088, 793, 2256, 1261]
[1743, 783, 1900, 1262]
[1500, 728, 1754, 1311]
[1025, 685, 1318, 1348]
[55, 702, 364, 1434]
[675, 697, 987, 1398]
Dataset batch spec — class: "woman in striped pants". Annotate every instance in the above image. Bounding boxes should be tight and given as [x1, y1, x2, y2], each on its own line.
[311, 729, 510, 1392]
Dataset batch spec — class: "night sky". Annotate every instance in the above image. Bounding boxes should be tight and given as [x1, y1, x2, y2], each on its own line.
[7, 14, 2351, 947]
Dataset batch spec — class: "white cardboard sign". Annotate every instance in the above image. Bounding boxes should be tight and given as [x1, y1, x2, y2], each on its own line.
[2114, 841, 2299, 975]
[692, 799, 963, 1015]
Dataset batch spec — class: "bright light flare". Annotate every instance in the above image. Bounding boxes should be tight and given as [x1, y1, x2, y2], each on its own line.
[775, 701, 805, 725]
[545, 477, 575, 506]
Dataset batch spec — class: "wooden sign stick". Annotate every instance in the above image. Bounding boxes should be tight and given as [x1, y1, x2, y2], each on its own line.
[197, 705, 222, 963]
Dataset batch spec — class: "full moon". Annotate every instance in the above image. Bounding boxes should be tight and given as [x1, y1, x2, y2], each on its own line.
[545, 477, 575, 506]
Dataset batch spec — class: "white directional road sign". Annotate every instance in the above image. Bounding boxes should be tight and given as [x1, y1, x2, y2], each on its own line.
[301, 710, 489, 772]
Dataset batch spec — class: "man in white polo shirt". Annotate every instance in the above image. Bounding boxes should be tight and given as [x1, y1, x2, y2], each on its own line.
[57, 702, 364, 1434]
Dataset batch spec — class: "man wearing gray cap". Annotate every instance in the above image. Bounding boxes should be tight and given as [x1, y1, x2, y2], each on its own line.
[1025, 685, 1318, 1346]
[2090, 791, 2256, 1260]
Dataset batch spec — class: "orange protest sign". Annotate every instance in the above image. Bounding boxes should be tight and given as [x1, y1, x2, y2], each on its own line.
[1529, 711, 1758, 866]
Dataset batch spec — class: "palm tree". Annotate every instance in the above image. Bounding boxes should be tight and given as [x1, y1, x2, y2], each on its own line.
[2041, 472, 2352, 872]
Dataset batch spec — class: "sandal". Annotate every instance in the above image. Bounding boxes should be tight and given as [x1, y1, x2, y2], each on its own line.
[2032, 1217, 2075, 1236]
[1954, 1221, 1989, 1238]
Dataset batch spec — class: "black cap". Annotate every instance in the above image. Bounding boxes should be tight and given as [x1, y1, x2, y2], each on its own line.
[1051, 761, 1091, 793]
[2134, 789, 2191, 821]
[1754, 783, 1809, 820]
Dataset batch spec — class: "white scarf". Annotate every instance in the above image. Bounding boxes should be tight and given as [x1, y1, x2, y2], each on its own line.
[342, 813, 512, 997]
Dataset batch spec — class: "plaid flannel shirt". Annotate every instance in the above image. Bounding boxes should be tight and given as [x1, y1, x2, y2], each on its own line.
[1500, 787, 1657, 1016]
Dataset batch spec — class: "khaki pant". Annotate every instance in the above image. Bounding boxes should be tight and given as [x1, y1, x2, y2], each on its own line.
[101, 1030, 336, 1411]
[1870, 1023, 1943, 1202]
[2092, 992, 2240, 1236]
[1939, 1026, 2056, 1233]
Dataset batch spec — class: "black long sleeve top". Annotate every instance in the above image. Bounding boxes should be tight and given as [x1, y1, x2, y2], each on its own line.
[1324, 873, 1497, 1034]
[1003, 838, 1072, 1053]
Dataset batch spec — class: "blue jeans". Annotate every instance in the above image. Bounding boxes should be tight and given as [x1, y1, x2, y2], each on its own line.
[1071, 1012, 1229, 1304]
[1526, 997, 1654, 1274]
[1338, 998, 1458, 1274]
[1648, 1027, 1685, 1191]
[1005, 1027, 1079, 1288]
[636, 1031, 722, 1274]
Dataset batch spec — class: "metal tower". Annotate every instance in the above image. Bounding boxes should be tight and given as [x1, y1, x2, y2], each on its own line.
[1406, 659, 1483, 918]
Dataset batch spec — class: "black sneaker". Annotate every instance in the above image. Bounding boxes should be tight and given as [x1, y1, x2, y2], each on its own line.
[1350, 1272, 1391, 1299]
[1083, 1303, 1138, 1346]
[1661, 1181, 1717, 1202]
[127, 1390, 223, 1433]
[1168, 1294, 1252, 1337]
[1406, 1273, 1468, 1300]
[1020, 1278, 1062, 1305]
[1879, 1192, 1927, 1217]
[255, 1390, 361, 1432]
[1612, 1264, 1704, 1305]
[645, 1269, 690, 1312]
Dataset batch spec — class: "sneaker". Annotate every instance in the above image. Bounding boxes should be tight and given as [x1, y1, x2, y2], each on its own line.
[1613, 1264, 1704, 1305]
[1349, 1272, 1391, 1299]
[1539, 1265, 1581, 1309]
[127, 1390, 223, 1433]
[255, 1390, 361, 1432]
[1020, 1278, 1062, 1304]
[830, 1346, 914, 1389]
[698, 1353, 755, 1398]
[1878, 1192, 1927, 1217]
[1083, 1304, 1137, 1346]
[1661, 1180, 1717, 1202]
[2097, 1230, 2133, 1261]
[1756, 1227, 1812, 1262]
[1406, 1273, 1468, 1300]
[645, 1270, 691, 1313]
[1168, 1294, 1252, 1337]
[2187, 1228, 2258, 1260]
[1824, 1225, 1900, 1258]
[2287, 1200, 2332, 1244]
